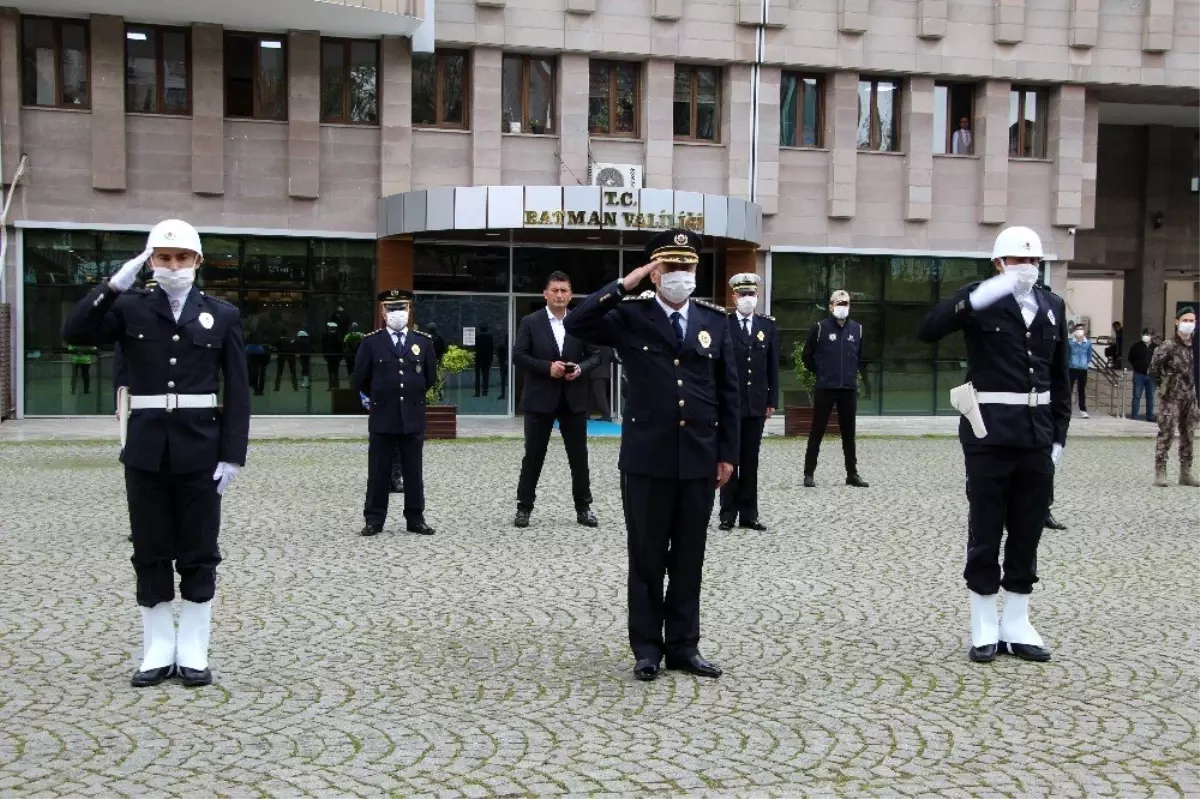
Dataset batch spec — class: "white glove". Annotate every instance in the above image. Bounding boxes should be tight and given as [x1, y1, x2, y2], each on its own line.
[1051, 443, 1064, 467]
[108, 247, 155, 292]
[360, 392, 370, 410]
[212, 462, 241, 495]
[968, 270, 1019, 312]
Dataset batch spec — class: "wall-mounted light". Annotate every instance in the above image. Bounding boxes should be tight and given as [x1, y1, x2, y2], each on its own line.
[1152, 211, 1165, 230]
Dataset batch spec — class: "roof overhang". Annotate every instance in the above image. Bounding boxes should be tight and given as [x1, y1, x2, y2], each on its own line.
[378, 187, 765, 247]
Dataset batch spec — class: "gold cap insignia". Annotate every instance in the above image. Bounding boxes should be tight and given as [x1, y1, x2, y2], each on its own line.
[674, 233, 688, 246]
[698, 330, 712, 348]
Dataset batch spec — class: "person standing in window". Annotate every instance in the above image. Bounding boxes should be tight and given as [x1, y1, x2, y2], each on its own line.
[801, 290, 869, 489]
[474, 324, 496, 397]
[68, 343, 98, 395]
[1149, 308, 1198, 487]
[1068, 324, 1092, 419]
[952, 117, 973, 155]
[1128, 328, 1158, 422]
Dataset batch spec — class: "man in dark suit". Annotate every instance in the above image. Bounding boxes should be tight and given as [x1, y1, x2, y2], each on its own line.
[355, 289, 438, 537]
[62, 219, 250, 689]
[512, 271, 602, 528]
[718, 272, 779, 531]
[590, 345, 614, 422]
[565, 228, 739, 682]
[474, 324, 495, 396]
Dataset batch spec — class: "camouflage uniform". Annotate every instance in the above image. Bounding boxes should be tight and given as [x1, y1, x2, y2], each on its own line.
[1149, 337, 1197, 484]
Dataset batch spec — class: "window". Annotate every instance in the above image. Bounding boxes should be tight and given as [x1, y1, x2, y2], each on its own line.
[224, 32, 287, 120]
[125, 26, 189, 115]
[500, 54, 554, 134]
[412, 50, 468, 128]
[588, 60, 639, 137]
[780, 73, 823, 147]
[857, 79, 899, 152]
[934, 83, 974, 155]
[320, 39, 378, 124]
[1008, 87, 1047, 158]
[21, 17, 89, 108]
[673, 65, 719, 142]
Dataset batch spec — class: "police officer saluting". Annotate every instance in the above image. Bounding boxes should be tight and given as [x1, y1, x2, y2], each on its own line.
[565, 228, 739, 681]
[918, 225, 1070, 664]
[356, 290, 438, 537]
[62, 219, 250, 688]
[718, 273, 778, 531]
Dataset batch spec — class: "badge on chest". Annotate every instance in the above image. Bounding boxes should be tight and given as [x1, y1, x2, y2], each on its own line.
[199, 312, 214, 330]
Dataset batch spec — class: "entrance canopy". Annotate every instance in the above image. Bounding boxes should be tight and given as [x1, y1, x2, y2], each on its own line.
[378, 186, 764, 247]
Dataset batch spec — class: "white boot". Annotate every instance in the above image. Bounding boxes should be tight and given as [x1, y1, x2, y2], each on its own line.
[999, 591, 1051, 661]
[969, 591, 999, 649]
[176, 600, 213, 680]
[138, 602, 176, 672]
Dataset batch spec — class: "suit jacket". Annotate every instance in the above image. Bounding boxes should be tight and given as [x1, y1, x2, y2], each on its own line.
[727, 313, 779, 416]
[564, 280, 740, 480]
[62, 283, 251, 474]
[918, 283, 1070, 451]
[354, 327, 439, 435]
[513, 309, 600, 414]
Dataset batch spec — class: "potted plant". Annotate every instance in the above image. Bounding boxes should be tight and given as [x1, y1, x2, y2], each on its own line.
[530, 119, 545, 135]
[783, 339, 840, 438]
[425, 344, 474, 439]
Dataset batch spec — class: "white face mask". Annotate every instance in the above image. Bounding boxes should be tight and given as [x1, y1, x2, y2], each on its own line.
[1074, 330, 1085, 340]
[1142, 335, 1152, 344]
[152, 266, 195, 293]
[658, 271, 696, 305]
[832, 306, 850, 320]
[1005, 263, 1039, 293]
[736, 296, 758, 315]
[386, 310, 409, 332]
[1179, 322, 1196, 336]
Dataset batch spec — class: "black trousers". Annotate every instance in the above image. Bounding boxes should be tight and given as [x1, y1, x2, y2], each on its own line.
[391, 439, 405, 486]
[590, 379, 611, 418]
[719, 415, 766, 522]
[247, 355, 268, 395]
[516, 396, 592, 512]
[125, 460, 222, 608]
[275, 355, 297, 390]
[365, 431, 425, 525]
[70, 363, 91, 394]
[963, 446, 1052, 595]
[622, 472, 714, 661]
[1069, 368, 1087, 411]
[804, 388, 858, 476]
[325, 355, 342, 388]
[475, 358, 493, 395]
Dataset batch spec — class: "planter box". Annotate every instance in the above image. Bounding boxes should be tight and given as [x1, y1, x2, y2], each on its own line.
[783, 405, 840, 438]
[427, 405, 458, 439]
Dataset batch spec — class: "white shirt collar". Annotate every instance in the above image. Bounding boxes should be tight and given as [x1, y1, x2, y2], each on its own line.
[656, 295, 689, 321]
[737, 311, 754, 323]
[390, 326, 408, 339]
[545, 306, 567, 323]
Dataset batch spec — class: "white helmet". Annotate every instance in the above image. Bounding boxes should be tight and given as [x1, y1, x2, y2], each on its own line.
[147, 219, 203, 256]
[991, 225, 1044, 261]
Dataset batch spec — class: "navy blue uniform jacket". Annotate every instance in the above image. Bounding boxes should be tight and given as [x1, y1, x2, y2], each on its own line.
[62, 283, 251, 474]
[918, 283, 1070, 450]
[728, 312, 779, 416]
[354, 328, 439, 435]
[564, 280, 740, 480]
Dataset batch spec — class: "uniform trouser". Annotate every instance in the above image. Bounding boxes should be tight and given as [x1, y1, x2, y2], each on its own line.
[391, 440, 405, 486]
[71, 363, 91, 394]
[365, 431, 425, 525]
[622, 472, 714, 661]
[720, 415, 766, 522]
[125, 461, 222, 608]
[275, 355, 297, 390]
[516, 396, 592, 513]
[1069, 368, 1088, 411]
[1155, 398, 1198, 471]
[963, 446, 1052, 595]
[804, 388, 857, 476]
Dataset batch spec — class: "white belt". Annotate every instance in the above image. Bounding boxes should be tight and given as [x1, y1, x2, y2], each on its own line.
[976, 390, 1051, 407]
[129, 393, 219, 412]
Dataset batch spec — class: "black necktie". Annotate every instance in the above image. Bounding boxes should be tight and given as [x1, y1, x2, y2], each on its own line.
[670, 312, 684, 349]
[742, 318, 750, 337]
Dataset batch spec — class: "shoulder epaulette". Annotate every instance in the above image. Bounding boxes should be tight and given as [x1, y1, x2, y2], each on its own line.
[623, 292, 654, 301]
[693, 299, 725, 313]
[411, 329, 432, 339]
[365, 328, 386, 338]
[204, 294, 237, 309]
[756, 313, 775, 322]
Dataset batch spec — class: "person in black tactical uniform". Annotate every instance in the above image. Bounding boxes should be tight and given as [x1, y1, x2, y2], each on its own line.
[565, 228, 739, 682]
[917, 225, 1070, 665]
[355, 289, 438, 537]
[62, 219, 250, 688]
[718, 272, 778, 531]
[801, 289, 869, 488]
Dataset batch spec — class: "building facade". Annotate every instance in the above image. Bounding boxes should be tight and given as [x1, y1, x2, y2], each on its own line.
[1, 0, 1197, 418]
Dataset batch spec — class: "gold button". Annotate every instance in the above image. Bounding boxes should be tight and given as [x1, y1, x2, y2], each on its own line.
[679, 420, 686, 427]
[138, 334, 144, 339]
[643, 346, 649, 351]
[1028, 368, 1034, 373]
[169, 358, 176, 365]
[678, 399, 685, 407]
[676, 379, 682, 386]
[748, 369, 752, 374]
[747, 381, 752, 385]
[1025, 332, 1031, 339]
[630, 417, 636, 422]
[167, 381, 175, 388]
[172, 335, 180, 341]
[673, 359, 680, 366]
[207, 344, 212, 348]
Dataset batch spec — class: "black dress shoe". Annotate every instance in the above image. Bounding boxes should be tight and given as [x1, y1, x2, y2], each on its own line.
[846, 474, 870, 488]
[1044, 513, 1067, 530]
[177, 666, 212, 687]
[803, 475, 816, 488]
[999, 641, 1052, 662]
[665, 653, 722, 678]
[717, 517, 735, 531]
[130, 664, 174, 687]
[633, 659, 659, 681]
[360, 523, 383, 537]
[514, 509, 531, 528]
[739, 519, 768, 531]
[576, 509, 599, 527]
[407, 521, 436, 535]
[968, 644, 998, 663]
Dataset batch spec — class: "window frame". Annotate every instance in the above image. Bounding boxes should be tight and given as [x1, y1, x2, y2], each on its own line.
[224, 31, 289, 121]
[319, 37, 380, 126]
[20, 16, 91, 109]
[501, 53, 556, 134]
[124, 24, 191, 116]
[857, 78, 901, 152]
[412, 49, 471, 130]
[673, 64, 721, 143]
[1009, 86, 1048, 159]
[779, 72, 824, 148]
[588, 59, 640, 138]
[935, 82, 975, 156]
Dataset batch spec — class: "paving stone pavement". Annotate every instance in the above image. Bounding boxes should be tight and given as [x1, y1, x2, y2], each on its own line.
[0, 437, 1196, 798]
